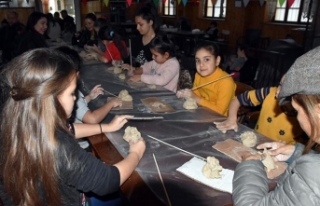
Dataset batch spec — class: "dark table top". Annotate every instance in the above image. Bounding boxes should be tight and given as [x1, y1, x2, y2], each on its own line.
[81, 62, 278, 206]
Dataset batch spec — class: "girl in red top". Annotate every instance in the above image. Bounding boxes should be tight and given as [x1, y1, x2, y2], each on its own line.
[88, 26, 127, 63]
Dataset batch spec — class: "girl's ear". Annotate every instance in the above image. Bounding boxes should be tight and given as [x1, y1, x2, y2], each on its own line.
[164, 52, 170, 59]
[149, 20, 154, 27]
[215, 56, 221, 67]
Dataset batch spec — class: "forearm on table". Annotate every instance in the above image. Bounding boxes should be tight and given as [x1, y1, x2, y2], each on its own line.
[227, 98, 241, 121]
[97, 54, 109, 63]
[73, 123, 112, 138]
[133, 67, 143, 75]
[113, 152, 140, 185]
[82, 103, 113, 124]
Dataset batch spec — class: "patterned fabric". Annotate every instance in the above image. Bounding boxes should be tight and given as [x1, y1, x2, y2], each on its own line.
[178, 70, 193, 90]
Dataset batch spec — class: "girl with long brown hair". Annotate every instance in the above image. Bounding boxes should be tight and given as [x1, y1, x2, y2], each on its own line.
[0, 48, 145, 205]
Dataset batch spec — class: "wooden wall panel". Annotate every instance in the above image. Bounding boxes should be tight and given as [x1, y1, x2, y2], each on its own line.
[0, 8, 35, 25]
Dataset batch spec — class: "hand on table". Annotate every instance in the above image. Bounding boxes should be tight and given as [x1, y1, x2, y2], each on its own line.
[86, 53, 98, 60]
[122, 64, 135, 76]
[108, 115, 133, 132]
[129, 75, 141, 82]
[176, 89, 197, 99]
[109, 98, 122, 108]
[257, 142, 295, 162]
[213, 118, 238, 133]
[88, 84, 104, 101]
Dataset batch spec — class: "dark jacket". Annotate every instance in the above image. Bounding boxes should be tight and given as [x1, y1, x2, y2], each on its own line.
[77, 29, 98, 48]
[12, 30, 48, 58]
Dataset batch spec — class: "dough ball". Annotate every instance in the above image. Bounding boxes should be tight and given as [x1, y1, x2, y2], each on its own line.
[113, 67, 122, 74]
[151, 102, 166, 108]
[183, 98, 198, 110]
[240, 131, 257, 148]
[119, 73, 126, 80]
[107, 66, 115, 71]
[148, 84, 156, 89]
[261, 148, 278, 172]
[79, 51, 87, 58]
[123, 126, 141, 143]
[118, 90, 132, 101]
[202, 156, 223, 179]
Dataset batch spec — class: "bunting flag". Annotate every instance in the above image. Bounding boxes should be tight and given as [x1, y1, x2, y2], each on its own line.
[279, 0, 285, 7]
[288, 0, 295, 8]
[259, 0, 264, 6]
[126, 0, 132, 6]
[242, 0, 250, 7]
[182, 0, 187, 6]
[162, 0, 167, 4]
[211, 0, 216, 5]
[103, 0, 109, 6]
[177, 0, 181, 5]
[153, 0, 159, 7]
[82, 0, 87, 4]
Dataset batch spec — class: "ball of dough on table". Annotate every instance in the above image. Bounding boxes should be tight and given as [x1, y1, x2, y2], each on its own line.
[148, 84, 156, 89]
[183, 98, 198, 110]
[123, 126, 142, 143]
[113, 67, 122, 74]
[202, 156, 223, 179]
[118, 90, 133, 101]
[79, 51, 87, 58]
[240, 131, 257, 148]
[119, 73, 126, 80]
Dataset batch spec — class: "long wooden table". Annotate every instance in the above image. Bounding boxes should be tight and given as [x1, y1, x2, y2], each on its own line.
[81, 62, 278, 206]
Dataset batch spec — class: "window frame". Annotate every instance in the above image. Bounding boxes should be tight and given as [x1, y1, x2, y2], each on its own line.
[203, 0, 227, 19]
[162, 0, 177, 16]
[273, 0, 311, 24]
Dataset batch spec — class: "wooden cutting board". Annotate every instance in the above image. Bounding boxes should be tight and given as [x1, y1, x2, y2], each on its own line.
[108, 97, 133, 110]
[212, 139, 287, 179]
[141, 97, 174, 113]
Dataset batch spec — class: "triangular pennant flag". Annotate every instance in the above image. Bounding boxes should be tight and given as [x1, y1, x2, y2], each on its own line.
[182, 0, 187, 6]
[279, 0, 285, 7]
[153, 0, 159, 7]
[193, 0, 197, 4]
[259, 0, 264, 6]
[287, 0, 295, 8]
[177, 0, 181, 5]
[82, 0, 87, 5]
[126, 0, 132, 6]
[242, 0, 250, 7]
[162, 0, 166, 4]
[211, 0, 217, 5]
[103, 0, 109, 6]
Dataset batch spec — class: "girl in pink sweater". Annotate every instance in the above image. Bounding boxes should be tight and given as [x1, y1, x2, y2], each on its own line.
[123, 35, 180, 92]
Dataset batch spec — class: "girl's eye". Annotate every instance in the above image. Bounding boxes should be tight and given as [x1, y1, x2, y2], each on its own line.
[195, 59, 200, 63]
[205, 58, 210, 62]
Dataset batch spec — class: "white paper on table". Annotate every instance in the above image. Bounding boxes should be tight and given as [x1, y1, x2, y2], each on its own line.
[176, 157, 234, 194]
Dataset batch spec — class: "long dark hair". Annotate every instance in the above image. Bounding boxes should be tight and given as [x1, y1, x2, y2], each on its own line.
[150, 34, 176, 58]
[136, 2, 160, 33]
[0, 48, 77, 205]
[26, 11, 47, 32]
[98, 26, 127, 59]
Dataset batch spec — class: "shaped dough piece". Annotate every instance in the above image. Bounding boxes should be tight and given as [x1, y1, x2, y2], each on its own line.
[119, 73, 125, 80]
[123, 126, 141, 143]
[151, 102, 166, 108]
[202, 156, 223, 179]
[262, 148, 278, 172]
[240, 131, 257, 148]
[183, 98, 198, 110]
[113, 67, 122, 74]
[79, 51, 87, 58]
[148, 84, 156, 89]
[118, 90, 133, 101]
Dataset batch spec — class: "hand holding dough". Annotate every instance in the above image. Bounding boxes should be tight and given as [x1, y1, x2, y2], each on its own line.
[261, 148, 278, 172]
[123, 126, 142, 143]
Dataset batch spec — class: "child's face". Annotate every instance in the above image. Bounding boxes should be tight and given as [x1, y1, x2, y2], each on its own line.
[195, 48, 220, 77]
[85, 18, 94, 31]
[57, 76, 77, 118]
[151, 48, 169, 64]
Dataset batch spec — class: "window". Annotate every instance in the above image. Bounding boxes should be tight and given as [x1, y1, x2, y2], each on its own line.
[205, 0, 227, 18]
[163, 0, 176, 16]
[274, 0, 312, 23]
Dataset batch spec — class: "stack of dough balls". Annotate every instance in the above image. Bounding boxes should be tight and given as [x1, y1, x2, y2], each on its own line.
[123, 126, 142, 143]
[202, 156, 223, 179]
[261, 148, 278, 172]
[240, 131, 257, 148]
[118, 90, 132, 101]
[183, 98, 198, 110]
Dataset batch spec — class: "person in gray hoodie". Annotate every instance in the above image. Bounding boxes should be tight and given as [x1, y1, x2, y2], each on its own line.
[232, 46, 320, 206]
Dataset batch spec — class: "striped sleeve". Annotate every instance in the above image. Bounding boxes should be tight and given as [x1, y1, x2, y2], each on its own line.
[237, 87, 271, 107]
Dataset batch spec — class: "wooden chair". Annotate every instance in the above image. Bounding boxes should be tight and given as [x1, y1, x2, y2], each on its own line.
[235, 81, 254, 123]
